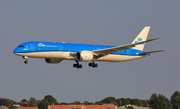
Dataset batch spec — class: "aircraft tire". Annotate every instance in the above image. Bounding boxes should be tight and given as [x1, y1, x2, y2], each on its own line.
[92, 63, 98, 68]
[77, 65, 82, 69]
[73, 64, 77, 67]
[94, 64, 98, 67]
[88, 63, 92, 66]
[79, 64, 82, 68]
[24, 60, 28, 64]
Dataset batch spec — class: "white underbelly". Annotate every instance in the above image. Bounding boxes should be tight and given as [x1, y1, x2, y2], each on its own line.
[15, 52, 146, 62]
[15, 52, 63, 59]
[95, 54, 145, 62]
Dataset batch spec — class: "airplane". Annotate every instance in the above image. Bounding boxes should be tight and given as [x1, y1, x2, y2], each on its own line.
[13, 26, 165, 68]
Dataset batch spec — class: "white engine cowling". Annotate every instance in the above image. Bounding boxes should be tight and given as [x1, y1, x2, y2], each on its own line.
[45, 58, 62, 64]
[75, 51, 93, 62]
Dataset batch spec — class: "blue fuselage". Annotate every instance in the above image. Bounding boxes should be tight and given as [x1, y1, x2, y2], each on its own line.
[13, 41, 145, 56]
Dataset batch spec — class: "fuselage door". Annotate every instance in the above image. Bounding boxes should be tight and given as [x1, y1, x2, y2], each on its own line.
[59, 45, 65, 58]
[30, 44, 35, 51]
[59, 45, 63, 51]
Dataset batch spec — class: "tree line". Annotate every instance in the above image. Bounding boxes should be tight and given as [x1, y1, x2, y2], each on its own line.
[1, 91, 180, 109]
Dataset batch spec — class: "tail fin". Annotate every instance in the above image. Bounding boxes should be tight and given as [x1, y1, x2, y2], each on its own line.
[131, 26, 151, 51]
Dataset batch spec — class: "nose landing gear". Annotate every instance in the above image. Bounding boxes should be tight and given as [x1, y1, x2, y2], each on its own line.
[23, 56, 28, 64]
[24, 59, 28, 64]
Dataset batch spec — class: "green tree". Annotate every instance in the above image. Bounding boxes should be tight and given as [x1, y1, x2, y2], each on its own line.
[27, 97, 38, 107]
[94, 101, 102, 105]
[101, 97, 116, 104]
[149, 93, 172, 109]
[117, 99, 122, 107]
[141, 100, 148, 107]
[136, 100, 143, 107]
[83, 101, 93, 105]
[0, 99, 14, 106]
[9, 104, 18, 109]
[123, 99, 130, 106]
[60, 102, 68, 105]
[44, 95, 59, 105]
[129, 99, 136, 106]
[21, 99, 27, 102]
[38, 99, 49, 109]
[171, 91, 180, 109]
[73, 101, 81, 105]
[111, 100, 118, 106]
[171, 91, 180, 100]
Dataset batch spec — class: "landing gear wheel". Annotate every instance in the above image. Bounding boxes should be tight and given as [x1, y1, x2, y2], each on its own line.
[24, 60, 28, 64]
[73, 61, 82, 69]
[94, 63, 98, 67]
[77, 64, 82, 68]
[73, 64, 78, 68]
[88, 63, 92, 66]
[79, 64, 82, 68]
[89, 63, 98, 68]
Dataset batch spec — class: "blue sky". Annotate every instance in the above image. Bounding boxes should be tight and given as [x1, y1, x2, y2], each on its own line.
[0, 1, 179, 103]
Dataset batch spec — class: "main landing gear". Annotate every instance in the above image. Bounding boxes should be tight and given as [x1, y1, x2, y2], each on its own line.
[88, 62, 98, 68]
[73, 61, 82, 69]
[23, 56, 28, 64]
[73, 61, 98, 69]
[88, 59, 98, 68]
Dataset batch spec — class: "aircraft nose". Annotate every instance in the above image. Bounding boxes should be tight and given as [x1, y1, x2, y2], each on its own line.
[13, 48, 18, 54]
[13, 48, 20, 54]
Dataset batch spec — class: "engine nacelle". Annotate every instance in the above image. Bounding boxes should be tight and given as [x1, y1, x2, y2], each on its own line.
[45, 58, 62, 64]
[75, 51, 93, 62]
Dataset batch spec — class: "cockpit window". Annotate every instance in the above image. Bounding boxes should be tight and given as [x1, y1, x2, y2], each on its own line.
[18, 45, 24, 48]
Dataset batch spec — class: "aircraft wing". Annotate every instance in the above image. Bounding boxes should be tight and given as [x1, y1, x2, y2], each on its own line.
[92, 37, 162, 59]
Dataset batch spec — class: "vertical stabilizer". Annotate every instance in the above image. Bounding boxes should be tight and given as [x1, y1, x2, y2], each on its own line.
[131, 26, 151, 51]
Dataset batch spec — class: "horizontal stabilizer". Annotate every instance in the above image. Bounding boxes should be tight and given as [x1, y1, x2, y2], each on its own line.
[139, 50, 166, 55]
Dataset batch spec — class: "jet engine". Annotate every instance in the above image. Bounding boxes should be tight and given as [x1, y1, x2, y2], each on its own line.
[75, 51, 94, 61]
[45, 58, 62, 64]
